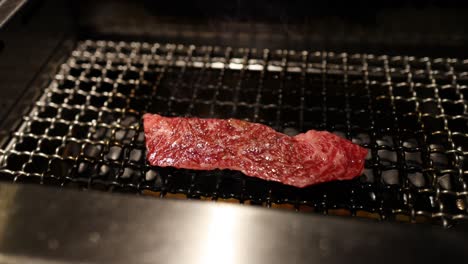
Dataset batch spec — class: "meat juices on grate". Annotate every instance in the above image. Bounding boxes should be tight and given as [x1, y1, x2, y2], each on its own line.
[143, 114, 368, 188]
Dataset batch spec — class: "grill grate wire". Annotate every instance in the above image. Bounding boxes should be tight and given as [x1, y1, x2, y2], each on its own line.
[1, 40, 468, 226]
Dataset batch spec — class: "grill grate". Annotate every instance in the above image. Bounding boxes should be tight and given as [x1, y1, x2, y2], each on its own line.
[1, 40, 468, 226]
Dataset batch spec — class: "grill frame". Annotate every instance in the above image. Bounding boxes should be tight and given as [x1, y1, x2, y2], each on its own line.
[2, 183, 468, 264]
[1, 39, 467, 227]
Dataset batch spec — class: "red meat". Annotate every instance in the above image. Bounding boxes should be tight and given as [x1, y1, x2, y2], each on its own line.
[143, 114, 367, 188]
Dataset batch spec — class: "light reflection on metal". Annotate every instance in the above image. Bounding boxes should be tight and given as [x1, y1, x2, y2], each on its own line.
[199, 206, 237, 264]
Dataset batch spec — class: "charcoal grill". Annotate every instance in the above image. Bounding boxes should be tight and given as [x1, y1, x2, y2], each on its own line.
[1, 0, 468, 245]
[3, 38, 468, 226]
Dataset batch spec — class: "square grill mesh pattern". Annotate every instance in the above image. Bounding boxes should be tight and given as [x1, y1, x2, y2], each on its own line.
[1, 40, 468, 226]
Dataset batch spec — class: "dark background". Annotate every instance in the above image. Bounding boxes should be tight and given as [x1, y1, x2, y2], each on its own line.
[74, 0, 468, 55]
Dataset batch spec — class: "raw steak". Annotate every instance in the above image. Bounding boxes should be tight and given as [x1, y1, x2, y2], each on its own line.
[143, 114, 368, 188]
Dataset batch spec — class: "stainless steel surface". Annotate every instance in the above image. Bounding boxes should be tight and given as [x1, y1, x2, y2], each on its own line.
[0, 183, 466, 264]
[0, 0, 26, 28]
[0, 0, 72, 143]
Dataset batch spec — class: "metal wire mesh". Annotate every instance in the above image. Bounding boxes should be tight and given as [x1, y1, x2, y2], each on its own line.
[1, 40, 468, 226]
